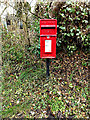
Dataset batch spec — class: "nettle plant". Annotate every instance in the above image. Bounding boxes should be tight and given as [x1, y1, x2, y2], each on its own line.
[33, 1, 89, 56]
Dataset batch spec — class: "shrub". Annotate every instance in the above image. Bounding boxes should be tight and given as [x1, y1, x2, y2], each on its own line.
[32, 1, 89, 56]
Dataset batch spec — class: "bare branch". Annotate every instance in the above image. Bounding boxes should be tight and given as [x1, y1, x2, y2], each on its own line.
[0, 6, 7, 17]
[30, 11, 42, 19]
[2, 1, 42, 19]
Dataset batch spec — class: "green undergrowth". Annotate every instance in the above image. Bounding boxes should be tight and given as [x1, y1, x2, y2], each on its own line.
[2, 51, 89, 118]
[1, 1, 89, 118]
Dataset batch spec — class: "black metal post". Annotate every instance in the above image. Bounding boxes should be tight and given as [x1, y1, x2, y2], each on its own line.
[46, 58, 50, 77]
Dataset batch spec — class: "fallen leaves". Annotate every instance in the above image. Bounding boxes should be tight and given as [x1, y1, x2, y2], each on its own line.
[2, 50, 89, 118]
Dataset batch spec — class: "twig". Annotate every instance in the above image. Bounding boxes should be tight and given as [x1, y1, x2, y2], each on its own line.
[0, 6, 7, 16]
[2, 1, 42, 19]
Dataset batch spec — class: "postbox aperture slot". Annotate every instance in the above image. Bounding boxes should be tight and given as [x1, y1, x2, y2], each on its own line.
[45, 40, 52, 53]
[41, 27, 55, 29]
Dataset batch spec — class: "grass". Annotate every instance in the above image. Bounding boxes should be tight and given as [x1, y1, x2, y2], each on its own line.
[1, 50, 89, 119]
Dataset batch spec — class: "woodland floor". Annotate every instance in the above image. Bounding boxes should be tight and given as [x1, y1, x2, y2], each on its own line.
[1, 50, 89, 119]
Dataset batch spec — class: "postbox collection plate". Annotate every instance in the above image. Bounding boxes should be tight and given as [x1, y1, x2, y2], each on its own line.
[45, 40, 52, 53]
[40, 19, 57, 58]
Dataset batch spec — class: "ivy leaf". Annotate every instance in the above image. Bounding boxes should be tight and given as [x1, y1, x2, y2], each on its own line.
[64, 33, 67, 36]
[66, 7, 71, 11]
[60, 13, 65, 17]
[71, 33, 74, 36]
[44, 13, 47, 16]
[66, 8, 75, 13]
[80, 6, 83, 11]
[82, 20, 88, 23]
[67, 33, 70, 36]
[46, 8, 48, 12]
[70, 29, 73, 32]
[76, 33, 80, 36]
[69, 16, 73, 21]
[70, 8, 75, 13]
[76, 11, 80, 15]
[86, 25, 90, 29]
[69, 83, 73, 88]
[77, 18, 80, 20]
[60, 26, 66, 30]
[76, 29, 80, 32]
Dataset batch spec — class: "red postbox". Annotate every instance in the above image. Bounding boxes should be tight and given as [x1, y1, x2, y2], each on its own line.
[40, 19, 57, 58]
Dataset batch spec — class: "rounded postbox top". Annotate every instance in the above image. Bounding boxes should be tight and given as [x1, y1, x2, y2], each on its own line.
[40, 19, 57, 36]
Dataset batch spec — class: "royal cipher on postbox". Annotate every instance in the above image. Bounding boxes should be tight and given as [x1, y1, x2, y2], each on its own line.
[40, 19, 57, 58]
